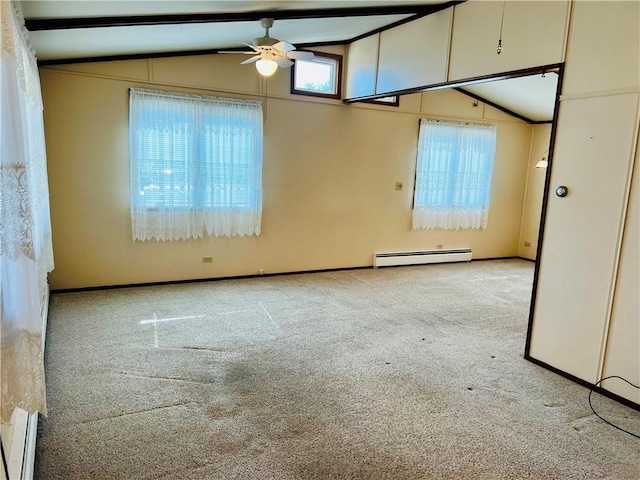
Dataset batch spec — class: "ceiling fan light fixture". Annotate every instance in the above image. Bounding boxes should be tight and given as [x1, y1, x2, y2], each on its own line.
[256, 58, 278, 77]
[221, 18, 302, 76]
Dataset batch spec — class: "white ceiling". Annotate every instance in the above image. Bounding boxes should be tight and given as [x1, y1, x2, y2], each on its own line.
[22, 1, 436, 61]
[21, 0, 558, 121]
[27, 15, 411, 61]
[461, 73, 559, 123]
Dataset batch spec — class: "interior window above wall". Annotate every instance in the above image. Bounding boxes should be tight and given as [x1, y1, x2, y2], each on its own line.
[290, 52, 342, 99]
[362, 95, 400, 107]
[412, 119, 497, 231]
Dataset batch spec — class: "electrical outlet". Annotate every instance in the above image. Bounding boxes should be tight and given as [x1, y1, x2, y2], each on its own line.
[524, 241, 531, 247]
[202, 256, 213, 263]
[395, 181, 404, 191]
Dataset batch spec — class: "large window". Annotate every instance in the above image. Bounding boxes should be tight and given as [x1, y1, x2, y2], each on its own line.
[291, 52, 342, 99]
[129, 88, 263, 241]
[412, 119, 497, 230]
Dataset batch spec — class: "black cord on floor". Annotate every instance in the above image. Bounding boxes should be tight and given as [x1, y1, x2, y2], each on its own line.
[589, 375, 640, 439]
[1, 436, 9, 480]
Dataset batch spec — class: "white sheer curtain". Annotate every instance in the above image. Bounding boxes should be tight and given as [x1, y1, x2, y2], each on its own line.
[412, 119, 497, 230]
[129, 88, 263, 241]
[1, 0, 54, 422]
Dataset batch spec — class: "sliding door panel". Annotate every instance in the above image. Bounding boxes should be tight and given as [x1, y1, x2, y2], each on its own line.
[345, 34, 379, 99]
[449, 1, 568, 82]
[601, 130, 640, 403]
[529, 93, 639, 383]
[376, 9, 452, 94]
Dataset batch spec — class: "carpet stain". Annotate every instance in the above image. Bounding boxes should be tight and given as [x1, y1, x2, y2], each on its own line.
[570, 415, 593, 433]
[225, 363, 256, 384]
[210, 434, 252, 455]
[206, 405, 239, 419]
[186, 459, 209, 469]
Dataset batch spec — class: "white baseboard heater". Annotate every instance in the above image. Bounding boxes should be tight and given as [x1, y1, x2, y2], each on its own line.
[373, 248, 472, 268]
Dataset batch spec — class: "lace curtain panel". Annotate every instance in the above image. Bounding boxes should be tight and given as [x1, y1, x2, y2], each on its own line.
[1, 1, 54, 422]
[129, 88, 263, 241]
[412, 119, 497, 230]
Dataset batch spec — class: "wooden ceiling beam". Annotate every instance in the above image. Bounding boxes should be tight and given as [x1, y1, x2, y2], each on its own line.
[25, 2, 464, 31]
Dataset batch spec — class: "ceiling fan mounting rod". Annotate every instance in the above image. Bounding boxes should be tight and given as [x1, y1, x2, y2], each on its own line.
[260, 18, 274, 37]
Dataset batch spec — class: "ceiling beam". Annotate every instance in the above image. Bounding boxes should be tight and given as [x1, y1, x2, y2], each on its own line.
[344, 65, 562, 104]
[36, 41, 348, 67]
[453, 88, 536, 124]
[25, 3, 463, 31]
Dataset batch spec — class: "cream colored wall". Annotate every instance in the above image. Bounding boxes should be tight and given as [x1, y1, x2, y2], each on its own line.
[41, 49, 531, 290]
[518, 124, 551, 260]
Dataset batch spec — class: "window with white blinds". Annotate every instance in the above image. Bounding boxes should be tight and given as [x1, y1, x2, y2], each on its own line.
[129, 88, 263, 241]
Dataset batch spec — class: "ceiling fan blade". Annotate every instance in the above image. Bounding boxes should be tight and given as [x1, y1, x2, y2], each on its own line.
[240, 42, 261, 52]
[241, 55, 262, 65]
[287, 51, 315, 61]
[275, 57, 294, 68]
[272, 40, 295, 52]
[218, 51, 256, 54]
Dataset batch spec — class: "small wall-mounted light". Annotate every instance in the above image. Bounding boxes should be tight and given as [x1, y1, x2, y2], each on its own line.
[535, 152, 548, 169]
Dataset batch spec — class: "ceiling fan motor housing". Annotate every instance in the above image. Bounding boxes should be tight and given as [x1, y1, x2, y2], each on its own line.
[254, 36, 278, 47]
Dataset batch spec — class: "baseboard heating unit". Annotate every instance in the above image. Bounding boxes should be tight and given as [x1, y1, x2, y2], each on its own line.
[373, 248, 472, 268]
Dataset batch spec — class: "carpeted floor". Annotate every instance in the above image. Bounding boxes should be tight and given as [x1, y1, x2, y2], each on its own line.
[36, 259, 639, 479]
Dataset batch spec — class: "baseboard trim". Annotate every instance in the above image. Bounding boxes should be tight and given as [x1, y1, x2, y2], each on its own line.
[516, 256, 536, 263]
[50, 257, 529, 294]
[51, 265, 372, 293]
[524, 354, 640, 412]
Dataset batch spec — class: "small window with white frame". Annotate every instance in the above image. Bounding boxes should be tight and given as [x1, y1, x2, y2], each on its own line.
[291, 51, 342, 99]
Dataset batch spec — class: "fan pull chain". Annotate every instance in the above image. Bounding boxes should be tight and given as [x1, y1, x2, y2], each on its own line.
[263, 77, 268, 120]
[496, 1, 506, 55]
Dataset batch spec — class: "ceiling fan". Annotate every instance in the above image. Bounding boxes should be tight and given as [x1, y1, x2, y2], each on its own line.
[220, 18, 315, 77]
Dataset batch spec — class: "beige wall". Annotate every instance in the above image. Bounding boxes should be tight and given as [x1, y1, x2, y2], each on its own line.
[518, 124, 552, 260]
[41, 48, 532, 290]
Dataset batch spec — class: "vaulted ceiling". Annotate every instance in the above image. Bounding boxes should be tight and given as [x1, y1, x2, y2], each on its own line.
[22, 0, 556, 122]
[22, 1, 452, 62]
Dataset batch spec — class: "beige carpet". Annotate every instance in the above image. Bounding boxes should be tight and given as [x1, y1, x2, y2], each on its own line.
[36, 259, 639, 479]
